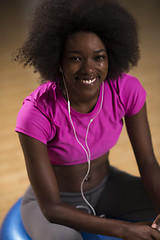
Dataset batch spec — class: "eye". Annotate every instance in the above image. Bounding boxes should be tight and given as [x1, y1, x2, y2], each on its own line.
[69, 56, 82, 62]
[94, 55, 106, 62]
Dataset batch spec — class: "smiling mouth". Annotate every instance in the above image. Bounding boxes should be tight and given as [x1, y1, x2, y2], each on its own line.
[74, 75, 100, 86]
[80, 78, 97, 85]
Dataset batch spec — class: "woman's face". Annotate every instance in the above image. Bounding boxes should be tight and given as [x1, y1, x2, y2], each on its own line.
[61, 31, 108, 103]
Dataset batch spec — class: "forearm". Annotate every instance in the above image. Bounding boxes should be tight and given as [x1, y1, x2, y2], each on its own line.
[139, 159, 160, 212]
[44, 201, 128, 238]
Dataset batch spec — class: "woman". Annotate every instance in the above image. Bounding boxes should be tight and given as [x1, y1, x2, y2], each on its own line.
[15, 0, 160, 239]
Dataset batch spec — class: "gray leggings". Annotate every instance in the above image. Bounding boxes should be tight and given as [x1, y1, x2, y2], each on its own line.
[21, 167, 156, 240]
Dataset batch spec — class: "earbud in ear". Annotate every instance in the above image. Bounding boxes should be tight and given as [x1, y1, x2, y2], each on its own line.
[59, 66, 63, 72]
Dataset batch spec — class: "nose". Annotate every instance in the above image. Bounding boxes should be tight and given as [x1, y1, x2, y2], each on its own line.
[81, 59, 94, 75]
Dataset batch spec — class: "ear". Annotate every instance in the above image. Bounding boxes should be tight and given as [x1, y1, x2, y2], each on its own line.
[59, 66, 63, 72]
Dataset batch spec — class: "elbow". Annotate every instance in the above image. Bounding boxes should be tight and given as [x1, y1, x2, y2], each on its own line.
[41, 202, 64, 223]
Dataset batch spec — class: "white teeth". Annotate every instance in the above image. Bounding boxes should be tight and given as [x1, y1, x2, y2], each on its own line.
[81, 78, 96, 84]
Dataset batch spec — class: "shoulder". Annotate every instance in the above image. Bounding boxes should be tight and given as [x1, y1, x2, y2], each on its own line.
[23, 81, 59, 115]
[28, 81, 57, 104]
[120, 73, 147, 117]
[117, 73, 146, 98]
[105, 73, 147, 117]
[105, 73, 146, 98]
[118, 73, 145, 91]
[16, 81, 58, 143]
[106, 73, 143, 90]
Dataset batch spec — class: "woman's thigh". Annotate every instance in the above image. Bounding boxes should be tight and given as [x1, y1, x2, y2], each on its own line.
[95, 166, 157, 221]
[21, 186, 83, 240]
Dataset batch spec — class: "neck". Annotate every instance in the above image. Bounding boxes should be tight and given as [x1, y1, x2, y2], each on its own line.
[59, 81, 101, 113]
[72, 98, 99, 113]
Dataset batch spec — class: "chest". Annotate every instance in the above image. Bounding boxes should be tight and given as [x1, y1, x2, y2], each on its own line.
[47, 92, 124, 165]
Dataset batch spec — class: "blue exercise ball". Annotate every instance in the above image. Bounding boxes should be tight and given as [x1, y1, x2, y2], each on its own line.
[0, 198, 31, 240]
[81, 232, 121, 240]
[0, 198, 121, 240]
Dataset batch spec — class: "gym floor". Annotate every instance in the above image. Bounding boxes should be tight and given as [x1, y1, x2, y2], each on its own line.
[0, 0, 160, 224]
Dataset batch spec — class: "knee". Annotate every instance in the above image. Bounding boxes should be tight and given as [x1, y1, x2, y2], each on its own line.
[36, 226, 83, 240]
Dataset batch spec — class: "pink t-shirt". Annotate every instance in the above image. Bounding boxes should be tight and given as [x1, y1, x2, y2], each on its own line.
[15, 73, 146, 165]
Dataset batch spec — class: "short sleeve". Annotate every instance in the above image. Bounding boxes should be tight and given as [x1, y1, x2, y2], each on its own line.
[15, 99, 56, 144]
[118, 74, 147, 117]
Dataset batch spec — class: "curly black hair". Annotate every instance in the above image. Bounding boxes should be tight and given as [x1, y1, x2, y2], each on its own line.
[15, 0, 140, 82]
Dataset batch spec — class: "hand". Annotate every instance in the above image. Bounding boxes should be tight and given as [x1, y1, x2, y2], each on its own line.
[152, 214, 160, 232]
[122, 221, 160, 240]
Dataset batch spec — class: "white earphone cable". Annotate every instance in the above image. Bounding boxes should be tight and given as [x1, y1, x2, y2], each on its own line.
[62, 72, 104, 216]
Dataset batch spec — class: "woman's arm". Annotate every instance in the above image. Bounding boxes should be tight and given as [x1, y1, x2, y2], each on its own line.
[18, 133, 126, 237]
[125, 103, 160, 212]
[18, 132, 160, 239]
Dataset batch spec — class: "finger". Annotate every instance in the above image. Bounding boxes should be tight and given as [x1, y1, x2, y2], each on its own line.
[151, 228, 160, 240]
[152, 215, 160, 229]
[152, 222, 158, 230]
